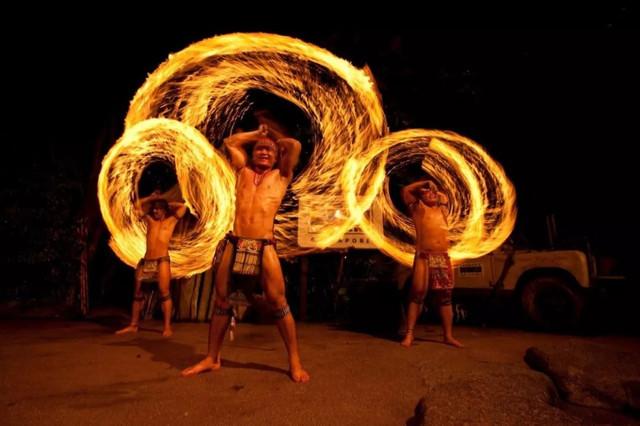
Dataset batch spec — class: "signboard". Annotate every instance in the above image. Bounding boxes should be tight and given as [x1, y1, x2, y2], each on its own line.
[298, 196, 383, 249]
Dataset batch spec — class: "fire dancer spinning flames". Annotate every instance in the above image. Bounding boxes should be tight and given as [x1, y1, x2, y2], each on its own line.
[98, 33, 516, 277]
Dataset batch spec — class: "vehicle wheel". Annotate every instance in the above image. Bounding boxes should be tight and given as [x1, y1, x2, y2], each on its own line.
[521, 275, 584, 331]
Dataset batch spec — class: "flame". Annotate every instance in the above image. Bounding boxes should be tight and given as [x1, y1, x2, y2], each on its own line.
[98, 33, 516, 275]
[343, 129, 517, 266]
[123, 32, 388, 257]
[97, 118, 235, 277]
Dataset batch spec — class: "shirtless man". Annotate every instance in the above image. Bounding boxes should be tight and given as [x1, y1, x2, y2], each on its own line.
[400, 180, 463, 348]
[116, 192, 187, 337]
[182, 124, 310, 382]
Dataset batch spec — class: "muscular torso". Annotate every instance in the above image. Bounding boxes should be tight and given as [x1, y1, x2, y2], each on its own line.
[412, 201, 449, 252]
[144, 216, 178, 258]
[233, 167, 289, 239]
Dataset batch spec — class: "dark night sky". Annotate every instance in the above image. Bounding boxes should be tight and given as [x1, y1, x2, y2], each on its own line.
[8, 7, 639, 280]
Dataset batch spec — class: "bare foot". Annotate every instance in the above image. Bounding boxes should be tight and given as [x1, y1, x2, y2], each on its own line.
[162, 328, 173, 337]
[289, 366, 310, 383]
[115, 324, 138, 335]
[444, 336, 464, 348]
[400, 331, 414, 348]
[181, 357, 221, 377]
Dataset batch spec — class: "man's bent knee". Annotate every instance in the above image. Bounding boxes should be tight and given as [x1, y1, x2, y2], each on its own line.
[434, 290, 452, 307]
[268, 294, 290, 319]
[273, 304, 291, 320]
[265, 290, 286, 306]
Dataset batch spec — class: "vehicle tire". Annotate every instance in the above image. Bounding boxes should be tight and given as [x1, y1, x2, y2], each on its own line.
[521, 275, 585, 331]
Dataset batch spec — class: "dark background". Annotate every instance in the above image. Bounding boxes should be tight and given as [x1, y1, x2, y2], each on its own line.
[3, 6, 637, 313]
